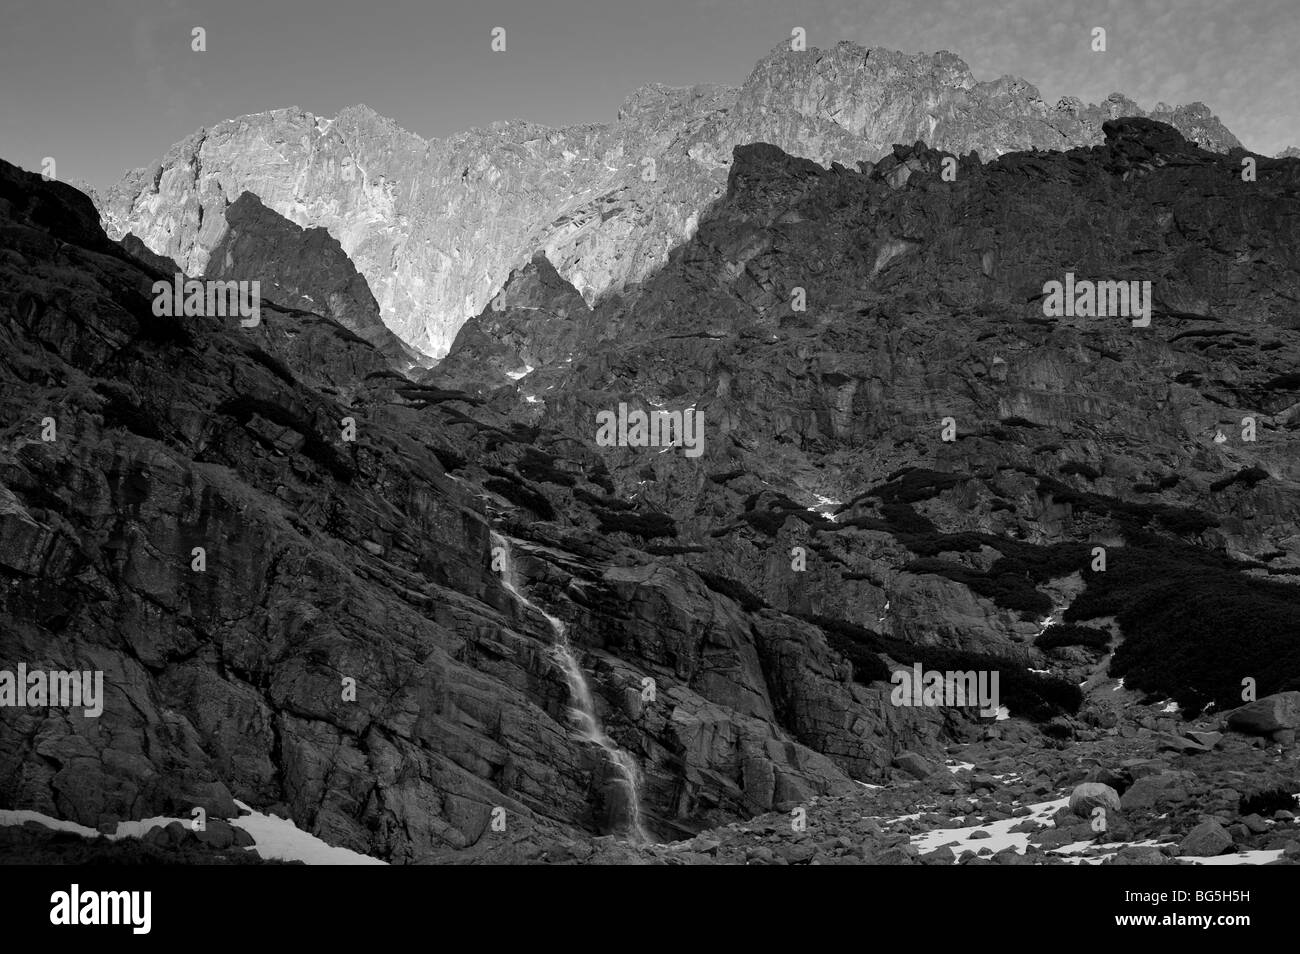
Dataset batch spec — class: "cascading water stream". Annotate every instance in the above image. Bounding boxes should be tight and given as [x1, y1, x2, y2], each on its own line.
[491, 531, 649, 843]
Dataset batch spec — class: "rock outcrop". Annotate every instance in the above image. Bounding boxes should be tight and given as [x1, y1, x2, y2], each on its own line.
[1225, 692, 1300, 735]
[430, 252, 592, 397]
[201, 192, 426, 373]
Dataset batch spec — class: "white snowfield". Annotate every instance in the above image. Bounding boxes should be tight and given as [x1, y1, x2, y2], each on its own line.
[3, 798, 1290, 866]
[0, 803, 386, 866]
[0, 809, 100, 838]
[903, 796, 1069, 858]
[891, 797, 1287, 866]
[231, 800, 385, 865]
[0, 809, 195, 840]
[1186, 850, 1285, 865]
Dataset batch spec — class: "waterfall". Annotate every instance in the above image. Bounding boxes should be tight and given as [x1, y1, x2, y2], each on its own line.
[491, 531, 648, 843]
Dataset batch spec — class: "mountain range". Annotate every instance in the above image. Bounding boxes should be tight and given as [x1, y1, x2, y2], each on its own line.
[3, 41, 1300, 865]
[95, 41, 1246, 359]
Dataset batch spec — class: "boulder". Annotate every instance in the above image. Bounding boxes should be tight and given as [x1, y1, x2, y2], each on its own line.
[1084, 766, 1132, 793]
[1241, 814, 1270, 834]
[1225, 692, 1300, 735]
[1155, 732, 1213, 754]
[1112, 845, 1166, 865]
[1120, 773, 1194, 812]
[194, 818, 236, 849]
[926, 770, 962, 794]
[1069, 782, 1122, 818]
[893, 752, 940, 780]
[1179, 821, 1233, 857]
[1120, 759, 1168, 780]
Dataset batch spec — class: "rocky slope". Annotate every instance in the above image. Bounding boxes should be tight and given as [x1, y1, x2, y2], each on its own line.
[3, 113, 1298, 864]
[442, 119, 1300, 715]
[95, 42, 1241, 357]
[437, 687, 1300, 865]
[1, 157, 935, 858]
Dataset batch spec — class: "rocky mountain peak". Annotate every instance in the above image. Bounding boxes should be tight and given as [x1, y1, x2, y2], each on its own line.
[96, 41, 1248, 361]
[207, 190, 428, 373]
[616, 83, 738, 122]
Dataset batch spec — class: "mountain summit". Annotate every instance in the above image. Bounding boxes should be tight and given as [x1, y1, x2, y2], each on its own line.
[96, 41, 1242, 358]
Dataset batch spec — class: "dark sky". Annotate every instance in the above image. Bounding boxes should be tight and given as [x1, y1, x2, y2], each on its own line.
[2, 0, 1296, 189]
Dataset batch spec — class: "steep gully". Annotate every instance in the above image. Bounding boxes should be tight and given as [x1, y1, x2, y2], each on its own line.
[490, 531, 649, 843]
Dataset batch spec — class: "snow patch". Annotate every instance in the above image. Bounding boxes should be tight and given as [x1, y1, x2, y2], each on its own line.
[232, 800, 385, 865]
[906, 797, 1069, 858]
[1, 804, 386, 866]
[1186, 849, 1286, 865]
[0, 809, 193, 840]
[0, 809, 99, 838]
[112, 815, 193, 839]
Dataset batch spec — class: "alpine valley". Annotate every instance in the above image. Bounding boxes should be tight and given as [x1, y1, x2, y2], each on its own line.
[2, 40, 1300, 866]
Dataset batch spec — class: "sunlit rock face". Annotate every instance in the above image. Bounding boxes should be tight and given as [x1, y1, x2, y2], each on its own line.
[96, 43, 1241, 358]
